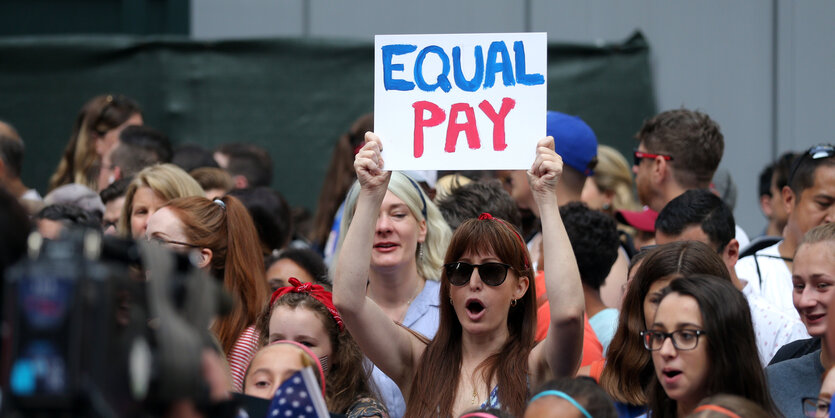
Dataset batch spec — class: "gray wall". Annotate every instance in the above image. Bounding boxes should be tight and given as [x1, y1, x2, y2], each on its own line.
[191, 0, 835, 237]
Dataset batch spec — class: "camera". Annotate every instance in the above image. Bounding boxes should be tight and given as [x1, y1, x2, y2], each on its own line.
[1, 228, 230, 417]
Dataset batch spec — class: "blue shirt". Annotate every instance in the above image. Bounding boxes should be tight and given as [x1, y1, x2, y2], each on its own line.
[589, 308, 619, 354]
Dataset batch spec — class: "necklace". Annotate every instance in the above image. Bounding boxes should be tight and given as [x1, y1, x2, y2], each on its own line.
[398, 282, 424, 322]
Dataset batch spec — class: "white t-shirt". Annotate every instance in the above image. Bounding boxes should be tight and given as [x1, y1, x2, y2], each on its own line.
[741, 280, 809, 365]
[735, 241, 796, 319]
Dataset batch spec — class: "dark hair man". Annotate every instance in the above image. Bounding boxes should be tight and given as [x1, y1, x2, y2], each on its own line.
[436, 179, 521, 231]
[632, 108, 724, 212]
[736, 144, 835, 317]
[97, 125, 170, 191]
[560, 202, 620, 353]
[214, 143, 273, 189]
[655, 189, 808, 364]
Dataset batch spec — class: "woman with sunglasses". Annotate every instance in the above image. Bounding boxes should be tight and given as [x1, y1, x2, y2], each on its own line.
[643, 275, 776, 417]
[145, 195, 270, 392]
[334, 133, 584, 417]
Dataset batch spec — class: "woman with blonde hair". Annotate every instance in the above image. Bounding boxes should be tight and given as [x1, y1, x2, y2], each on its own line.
[581, 145, 639, 216]
[145, 195, 270, 392]
[118, 164, 204, 238]
[334, 167, 452, 417]
[49, 94, 143, 191]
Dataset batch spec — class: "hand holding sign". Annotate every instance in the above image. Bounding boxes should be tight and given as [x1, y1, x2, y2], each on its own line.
[354, 132, 391, 195]
[528, 136, 562, 207]
[375, 32, 547, 171]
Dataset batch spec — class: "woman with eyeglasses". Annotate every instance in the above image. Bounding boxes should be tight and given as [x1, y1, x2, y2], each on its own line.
[145, 195, 270, 392]
[643, 275, 776, 417]
[333, 156, 452, 417]
[596, 241, 733, 416]
[49, 94, 143, 192]
[334, 134, 584, 417]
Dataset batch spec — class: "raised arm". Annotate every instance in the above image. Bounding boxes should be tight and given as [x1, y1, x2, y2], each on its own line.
[332, 132, 424, 392]
[527, 136, 585, 382]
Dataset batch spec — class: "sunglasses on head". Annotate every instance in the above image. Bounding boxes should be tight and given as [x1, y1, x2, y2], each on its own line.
[444, 261, 512, 286]
[787, 144, 835, 185]
[633, 149, 674, 166]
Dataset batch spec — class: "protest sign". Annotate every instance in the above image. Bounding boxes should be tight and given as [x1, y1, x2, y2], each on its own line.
[375, 32, 547, 171]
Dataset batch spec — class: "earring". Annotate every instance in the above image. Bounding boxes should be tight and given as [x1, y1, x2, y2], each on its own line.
[450, 297, 454, 305]
[419, 243, 424, 260]
[511, 299, 517, 307]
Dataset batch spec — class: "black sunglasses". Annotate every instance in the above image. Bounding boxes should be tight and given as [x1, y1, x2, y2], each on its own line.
[444, 261, 512, 286]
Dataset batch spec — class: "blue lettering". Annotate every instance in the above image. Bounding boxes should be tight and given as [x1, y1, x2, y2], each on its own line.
[484, 41, 515, 88]
[414, 45, 452, 93]
[513, 41, 544, 86]
[382, 44, 417, 91]
[452, 46, 484, 92]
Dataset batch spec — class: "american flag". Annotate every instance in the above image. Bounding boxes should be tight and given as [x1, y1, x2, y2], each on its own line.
[266, 367, 329, 418]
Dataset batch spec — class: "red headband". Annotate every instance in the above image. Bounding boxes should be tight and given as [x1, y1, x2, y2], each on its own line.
[270, 277, 344, 331]
[478, 212, 530, 268]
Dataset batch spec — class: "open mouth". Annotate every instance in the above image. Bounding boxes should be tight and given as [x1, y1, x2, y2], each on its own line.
[466, 300, 485, 314]
[374, 242, 398, 249]
[663, 370, 682, 378]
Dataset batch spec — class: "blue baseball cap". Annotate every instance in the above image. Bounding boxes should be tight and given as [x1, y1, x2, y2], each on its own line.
[546, 111, 598, 176]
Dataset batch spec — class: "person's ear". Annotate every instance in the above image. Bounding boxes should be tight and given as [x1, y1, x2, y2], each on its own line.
[513, 274, 530, 301]
[759, 194, 773, 218]
[417, 218, 427, 244]
[724, 238, 740, 268]
[782, 185, 795, 216]
[653, 155, 669, 185]
[113, 166, 122, 182]
[196, 248, 213, 269]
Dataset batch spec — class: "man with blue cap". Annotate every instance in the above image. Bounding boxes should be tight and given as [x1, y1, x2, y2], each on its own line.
[500, 110, 598, 221]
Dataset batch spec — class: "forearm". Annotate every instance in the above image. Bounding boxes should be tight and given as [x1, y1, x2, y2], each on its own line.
[333, 189, 385, 317]
[539, 197, 585, 374]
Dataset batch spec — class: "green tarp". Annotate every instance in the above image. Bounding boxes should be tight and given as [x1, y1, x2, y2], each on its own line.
[0, 31, 655, 211]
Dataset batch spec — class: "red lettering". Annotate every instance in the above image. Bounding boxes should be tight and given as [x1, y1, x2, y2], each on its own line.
[478, 97, 516, 151]
[445, 103, 480, 153]
[412, 101, 446, 158]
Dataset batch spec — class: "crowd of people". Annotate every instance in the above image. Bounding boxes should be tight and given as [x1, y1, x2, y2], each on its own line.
[0, 93, 833, 418]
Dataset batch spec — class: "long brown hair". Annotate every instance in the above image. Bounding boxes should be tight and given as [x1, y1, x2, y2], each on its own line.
[599, 241, 729, 405]
[309, 113, 372, 250]
[648, 276, 777, 417]
[256, 292, 380, 414]
[405, 216, 536, 417]
[165, 195, 269, 354]
[49, 94, 141, 191]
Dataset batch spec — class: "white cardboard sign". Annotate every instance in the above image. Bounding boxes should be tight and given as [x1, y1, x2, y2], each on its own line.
[374, 32, 547, 171]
